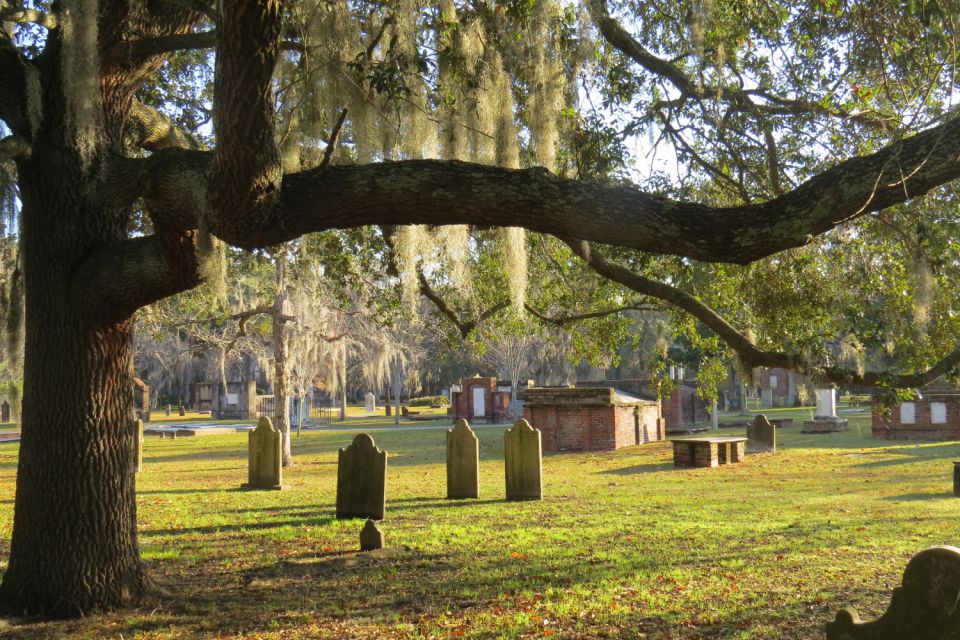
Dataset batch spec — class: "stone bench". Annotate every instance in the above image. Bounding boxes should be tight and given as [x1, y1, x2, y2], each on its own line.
[671, 437, 747, 468]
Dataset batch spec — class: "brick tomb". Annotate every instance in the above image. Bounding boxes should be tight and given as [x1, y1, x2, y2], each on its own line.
[521, 386, 664, 452]
[449, 376, 511, 424]
[872, 394, 960, 440]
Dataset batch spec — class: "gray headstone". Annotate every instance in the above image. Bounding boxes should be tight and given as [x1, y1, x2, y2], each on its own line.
[504, 419, 542, 500]
[336, 433, 387, 519]
[360, 518, 384, 551]
[165, 404, 172, 416]
[826, 546, 960, 640]
[241, 417, 283, 490]
[132, 419, 144, 473]
[446, 419, 480, 499]
[364, 392, 376, 413]
[747, 414, 776, 453]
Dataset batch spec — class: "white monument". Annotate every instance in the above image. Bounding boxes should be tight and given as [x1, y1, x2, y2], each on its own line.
[364, 392, 376, 413]
[802, 386, 848, 433]
[815, 388, 836, 418]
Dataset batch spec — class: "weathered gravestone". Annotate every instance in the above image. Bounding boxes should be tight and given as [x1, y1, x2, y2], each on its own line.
[360, 518, 385, 551]
[178, 404, 185, 416]
[0, 401, 9, 423]
[132, 419, 144, 473]
[364, 392, 376, 413]
[826, 546, 960, 640]
[165, 404, 172, 416]
[447, 419, 480, 499]
[504, 419, 542, 500]
[336, 433, 387, 519]
[747, 414, 776, 453]
[241, 417, 283, 490]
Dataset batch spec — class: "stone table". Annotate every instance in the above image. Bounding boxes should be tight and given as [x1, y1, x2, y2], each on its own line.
[671, 436, 747, 468]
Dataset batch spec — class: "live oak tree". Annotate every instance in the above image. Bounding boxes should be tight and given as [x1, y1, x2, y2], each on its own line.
[1, 0, 960, 618]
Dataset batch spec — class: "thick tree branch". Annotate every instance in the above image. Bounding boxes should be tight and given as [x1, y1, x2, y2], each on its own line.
[563, 238, 960, 388]
[0, 43, 26, 134]
[127, 100, 202, 152]
[0, 134, 29, 161]
[0, 7, 56, 29]
[524, 302, 656, 326]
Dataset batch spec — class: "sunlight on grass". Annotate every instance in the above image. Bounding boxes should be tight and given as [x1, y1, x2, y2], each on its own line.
[0, 408, 958, 638]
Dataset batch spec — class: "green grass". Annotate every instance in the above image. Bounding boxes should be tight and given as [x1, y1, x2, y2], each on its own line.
[0, 409, 958, 639]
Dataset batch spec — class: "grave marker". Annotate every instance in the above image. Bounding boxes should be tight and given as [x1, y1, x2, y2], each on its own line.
[446, 419, 480, 499]
[360, 519, 384, 551]
[132, 419, 143, 473]
[747, 414, 776, 453]
[336, 433, 387, 519]
[365, 392, 376, 413]
[504, 419, 542, 500]
[241, 417, 283, 490]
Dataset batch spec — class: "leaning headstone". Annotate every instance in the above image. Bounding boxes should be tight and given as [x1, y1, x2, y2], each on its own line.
[826, 546, 960, 640]
[504, 419, 542, 500]
[364, 392, 376, 413]
[336, 433, 387, 519]
[747, 414, 776, 453]
[360, 518, 384, 551]
[241, 417, 283, 490]
[446, 419, 480, 499]
[132, 419, 144, 473]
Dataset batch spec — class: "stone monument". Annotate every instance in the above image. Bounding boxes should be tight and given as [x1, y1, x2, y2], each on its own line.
[241, 417, 283, 490]
[802, 387, 849, 433]
[747, 414, 776, 453]
[336, 433, 387, 519]
[504, 419, 542, 500]
[826, 546, 960, 639]
[446, 419, 480, 499]
[132, 419, 144, 473]
[364, 392, 376, 413]
[360, 519, 385, 551]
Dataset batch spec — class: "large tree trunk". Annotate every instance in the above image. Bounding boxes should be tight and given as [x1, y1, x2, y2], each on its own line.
[0, 147, 149, 616]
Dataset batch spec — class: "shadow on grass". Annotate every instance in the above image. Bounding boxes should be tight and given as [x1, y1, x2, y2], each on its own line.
[387, 497, 509, 511]
[145, 515, 335, 537]
[137, 488, 234, 496]
[885, 491, 956, 502]
[600, 462, 673, 475]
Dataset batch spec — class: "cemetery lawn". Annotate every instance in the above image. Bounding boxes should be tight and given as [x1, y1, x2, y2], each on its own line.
[0, 411, 958, 639]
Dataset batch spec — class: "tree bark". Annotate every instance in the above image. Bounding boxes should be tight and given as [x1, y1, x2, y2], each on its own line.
[271, 255, 293, 467]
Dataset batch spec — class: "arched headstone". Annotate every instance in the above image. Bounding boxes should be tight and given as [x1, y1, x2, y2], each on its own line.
[447, 419, 479, 499]
[747, 414, 776, 453]
[336, 433, 387, 519]
[504, 419, 542, 500]
[241, 417, 283, 490]
[826, 546, 960, 639]
[360, 519, 384, 551]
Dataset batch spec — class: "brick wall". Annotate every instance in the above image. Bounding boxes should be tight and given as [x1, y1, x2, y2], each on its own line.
[663, 385, 709, 428]
[872, 398, 960, 440]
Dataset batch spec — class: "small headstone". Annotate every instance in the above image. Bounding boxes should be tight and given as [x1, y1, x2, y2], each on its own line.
[761, 388, 773, 409]
[165, 404, 172, 416]
[241, 417, 283, 490]
[364, 392, 376, 413]
[385, 404, 392, 417]
[178, 404, 186, 416]
[747, 414, 776, 453]
[132, 419, 144, 473]
[0, 401, 9, 423]
[360, 518, 384, 551]
[336, 433, 387, 519]
[504, 419, 542, 500]
[826, 546, 960, 640]
[446, 419, 480, 499]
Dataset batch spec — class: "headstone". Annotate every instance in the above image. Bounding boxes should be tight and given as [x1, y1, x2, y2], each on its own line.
[165, 404, 171, 416]
[336, 433, 387, 519]
[760, 388, 774, 409]
[826, 546, 960, 640]
[504, 419, 542, 500]
[953, 462, 960, 497]
[132, 419, 144, 473]
[241, 417, 283, 490]
[747, 414, 776, 453]
[178, 404, 185, 416]
[0, 401, 8, 423]
[360, 519, 384, 551]
[816, 387, 837, 418]
[446, 419, 480, 499]
[364, 392, 376, 413]
[385, 404, 392, 417]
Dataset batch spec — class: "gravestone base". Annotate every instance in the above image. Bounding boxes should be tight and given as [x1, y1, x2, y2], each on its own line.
[801, 416, 849, 433]
[240, 482, 286, 490]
